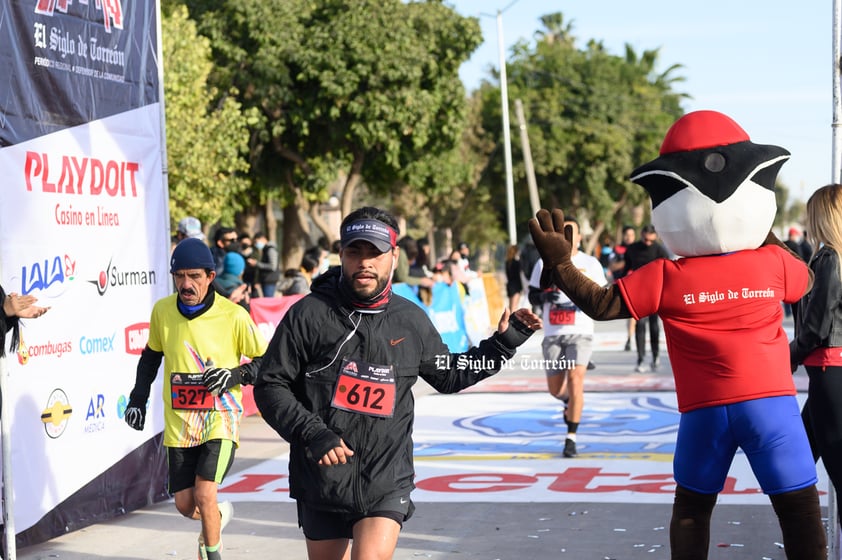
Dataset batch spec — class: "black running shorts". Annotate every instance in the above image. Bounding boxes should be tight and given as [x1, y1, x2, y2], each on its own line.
[167, 439, 235, 494]
[297, 493, 415, 540]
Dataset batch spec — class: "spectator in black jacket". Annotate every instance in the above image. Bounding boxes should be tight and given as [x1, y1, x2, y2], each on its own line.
[791, 184, 842, 518]
[211, 227, 238, 275]
[624, 225, 671, 372]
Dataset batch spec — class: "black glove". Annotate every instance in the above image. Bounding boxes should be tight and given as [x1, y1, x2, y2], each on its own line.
[124, 396, 146, 431]
[202, 367, 237, 396]
[498, 313, 534, 349]
[307, 428, 343, 462]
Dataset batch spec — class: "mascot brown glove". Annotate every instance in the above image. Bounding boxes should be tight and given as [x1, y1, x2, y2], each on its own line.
[529, 209, 631, 321]
[528, 209, 573, 289]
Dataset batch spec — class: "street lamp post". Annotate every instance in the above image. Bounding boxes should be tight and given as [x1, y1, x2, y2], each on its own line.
[497, 9, 517, 246]
[481, 1, 519, 247]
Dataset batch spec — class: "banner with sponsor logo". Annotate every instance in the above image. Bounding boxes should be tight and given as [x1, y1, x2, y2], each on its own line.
[0, 0, 169, 547]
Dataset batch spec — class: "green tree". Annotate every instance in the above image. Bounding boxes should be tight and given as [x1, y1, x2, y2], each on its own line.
[160, 3, 256, 232]
[478, 12, 686, 252]
[180, 0, 481, 269]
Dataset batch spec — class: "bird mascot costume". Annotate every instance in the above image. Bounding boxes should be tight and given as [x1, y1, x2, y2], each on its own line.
[529, 110, 826, 559]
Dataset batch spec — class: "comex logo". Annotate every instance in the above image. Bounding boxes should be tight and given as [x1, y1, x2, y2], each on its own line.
[79, 332, 116, 355]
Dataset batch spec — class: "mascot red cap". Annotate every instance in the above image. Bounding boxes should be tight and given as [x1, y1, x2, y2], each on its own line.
[630, 110, 789, 257]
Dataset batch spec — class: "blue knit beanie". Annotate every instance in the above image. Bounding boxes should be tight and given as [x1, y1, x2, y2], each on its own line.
[170, 238, 215, 273]
[223, 252, 246, 276]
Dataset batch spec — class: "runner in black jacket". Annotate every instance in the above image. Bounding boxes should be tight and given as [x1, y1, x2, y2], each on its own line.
[254, 206, 541, 559]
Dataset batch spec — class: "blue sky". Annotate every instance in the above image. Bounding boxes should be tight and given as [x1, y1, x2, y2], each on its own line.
[448, 0, 831, 203]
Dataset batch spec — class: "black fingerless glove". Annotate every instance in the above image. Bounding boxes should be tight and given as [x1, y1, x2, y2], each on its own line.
[307, 429, 342, 462]
[498, 314, 534, 349]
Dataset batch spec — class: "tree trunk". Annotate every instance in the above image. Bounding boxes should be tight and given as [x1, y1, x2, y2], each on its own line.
[309, 205, 333, 244]
[263, 197, 277, 242]
[584, 222, 605, 256]
[340, 150, 365, 218]
[280, 178, 311, 272]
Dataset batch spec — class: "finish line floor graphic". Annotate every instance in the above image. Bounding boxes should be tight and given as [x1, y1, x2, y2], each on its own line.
[219, 391, 828, 506]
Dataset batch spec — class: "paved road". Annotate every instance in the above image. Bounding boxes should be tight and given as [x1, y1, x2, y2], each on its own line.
[17, 319, 825, 560]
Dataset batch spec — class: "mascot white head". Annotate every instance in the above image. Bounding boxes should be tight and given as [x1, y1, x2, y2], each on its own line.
[629, 110, 789, 257]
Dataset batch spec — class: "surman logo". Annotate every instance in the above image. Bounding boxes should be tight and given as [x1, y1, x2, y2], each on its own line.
[88, 258, 157, 296]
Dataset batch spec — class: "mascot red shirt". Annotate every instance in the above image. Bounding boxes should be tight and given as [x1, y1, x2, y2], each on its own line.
[618, 245, 807, 412]
[619, 110, 808, 412]
[529, 110, 826, 559]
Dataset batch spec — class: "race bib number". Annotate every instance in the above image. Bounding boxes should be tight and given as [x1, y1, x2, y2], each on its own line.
[549, 303, 576, 325]
[331, 358, 396, 418]
[170, 373, 215, 411]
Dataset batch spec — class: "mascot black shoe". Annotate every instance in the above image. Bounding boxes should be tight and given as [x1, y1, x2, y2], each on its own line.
[530, 110, 826, 560]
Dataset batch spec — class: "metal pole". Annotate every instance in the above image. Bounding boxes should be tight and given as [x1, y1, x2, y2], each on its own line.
[1, 354, 16, 560]
[514, 99, 541, 216]
[497, 10, 517, 246]
[829, 1, 841, 557]
[833, 0, 842, 181]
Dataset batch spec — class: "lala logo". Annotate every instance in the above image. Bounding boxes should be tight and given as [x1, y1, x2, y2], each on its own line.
[19, 254, 76, 296]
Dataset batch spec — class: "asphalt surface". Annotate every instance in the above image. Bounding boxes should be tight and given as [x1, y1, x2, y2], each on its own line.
[16, 317, 831, 560]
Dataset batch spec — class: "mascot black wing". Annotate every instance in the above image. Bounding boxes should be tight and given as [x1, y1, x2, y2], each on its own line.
[529, 110, 799, 321]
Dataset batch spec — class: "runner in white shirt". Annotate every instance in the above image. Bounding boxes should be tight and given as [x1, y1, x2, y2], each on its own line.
[528, 216, 607, 457]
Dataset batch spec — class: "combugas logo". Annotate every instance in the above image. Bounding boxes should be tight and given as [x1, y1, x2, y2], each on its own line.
[17, 337, 73, 365]
[88, 258, 157, 296]
[41, 388, 73, 439]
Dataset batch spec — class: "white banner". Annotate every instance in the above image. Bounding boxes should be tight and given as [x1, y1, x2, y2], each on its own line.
[0, 0, 169, 539]
[1, 106, 170, 534]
